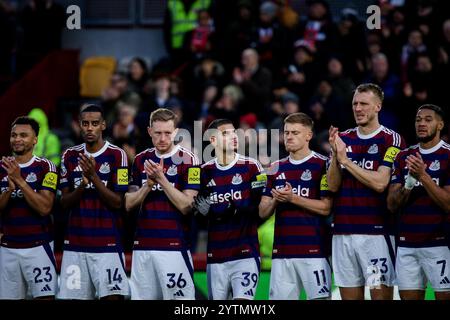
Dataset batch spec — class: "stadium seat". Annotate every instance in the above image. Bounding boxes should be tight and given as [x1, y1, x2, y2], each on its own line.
[79, 56, 117, 97]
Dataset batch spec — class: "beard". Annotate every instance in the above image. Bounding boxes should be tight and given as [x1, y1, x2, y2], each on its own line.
[416, 128, 437, 143]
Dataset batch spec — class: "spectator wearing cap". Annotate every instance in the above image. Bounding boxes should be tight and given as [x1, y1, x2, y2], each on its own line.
[233, 48, 272, 123]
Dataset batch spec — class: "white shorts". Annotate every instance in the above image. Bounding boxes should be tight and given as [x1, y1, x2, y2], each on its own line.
[332, 234, 396, 288]
[269, 258, 331, 300]
[207, 257, 260, 300]
[396, 246, 450, 292]
[129, 250, 195, 300]
[0, 242, 57, 299]
[57, 251, 129, 299]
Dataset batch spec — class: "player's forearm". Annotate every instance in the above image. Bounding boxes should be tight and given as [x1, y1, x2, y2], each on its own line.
[160, 180, 193, 215]
[341, 159, 389, 193]
[60, 186, 85, 210]
[124, 184, 150, 212]
[290, 195, 332, 216]
[387, 184, 410, 213]
[91, 175, 123, 210]
[259, 197, 277, 218]
[16, 180, 54, 216]
[420, 175, 450, 213]
[327, 156, 342, 192]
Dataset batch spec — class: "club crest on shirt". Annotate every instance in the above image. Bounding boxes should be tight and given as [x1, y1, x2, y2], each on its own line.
[429, 160, 440, 171]
[167, 164, 178, 176]
[368, 144, 378, 154]
[232, 173, 243, 185]
[99, 162, 110, 174]
[301, 169, 312, 181]
[25, 172, 37, 183]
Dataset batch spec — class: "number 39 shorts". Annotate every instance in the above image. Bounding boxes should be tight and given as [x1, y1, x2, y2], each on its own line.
[207, 257, 260, 300]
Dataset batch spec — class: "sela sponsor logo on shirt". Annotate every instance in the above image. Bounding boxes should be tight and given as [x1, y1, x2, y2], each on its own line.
[74, 177, 107, 189]
[149, 181, 176, 191]
[166, 164, 178, 176]
[351, 158, 374, 170]
[403, 175, 439, 187]
[25, 172, 37, 183]
[231, 173, 243, 185]
[368, 144, 378, 154]
[429, 160, 440, 171]
[209, 189, 242, 204]
[99, 162, 110, 174]
[300, 169, 312, 181]
[276, 184, 310, 197]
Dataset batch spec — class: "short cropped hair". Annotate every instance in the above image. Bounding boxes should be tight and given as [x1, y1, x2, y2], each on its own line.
[11, 116, 40, 136]
[79, 104, 105, 119]
[284, 112, 314, 130]
[149, 108, 177, 127]
[207, 118, 234, 131]
[417, 104, 445, 121]
[355, 83, 384, 104]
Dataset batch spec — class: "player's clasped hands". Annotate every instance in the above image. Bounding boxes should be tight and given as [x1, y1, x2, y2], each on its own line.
[1, 156, 21, 184]
[78, 153, 97, 182]
[405, 152, 427, 180]
[144, 158, 165, 183]
[271, 182, 293, 203]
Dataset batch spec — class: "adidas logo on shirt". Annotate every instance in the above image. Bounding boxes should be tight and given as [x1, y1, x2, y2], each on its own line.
[243, 288, 254, 296]
[275, 173, 286, 180]
[41, 284, 52, 293]
[174, 290, 184, 297]
[110, 284, 122, 291]
[207, 179, 216, 187]
[440, 276, 450, 285]
[318, 286, 330, 295]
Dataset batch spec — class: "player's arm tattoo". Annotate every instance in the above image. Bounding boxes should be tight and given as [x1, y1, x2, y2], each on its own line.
[387, 183, 411, 213]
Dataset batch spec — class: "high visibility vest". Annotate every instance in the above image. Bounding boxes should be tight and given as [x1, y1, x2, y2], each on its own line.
[168, 0, 211, 49]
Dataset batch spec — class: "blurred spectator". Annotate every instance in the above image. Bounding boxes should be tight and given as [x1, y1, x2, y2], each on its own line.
[208, 84, 243, 126]
[102, 72, 142, 127]
[184, 9, 216, 61]
[294, 0, 338, 64]
[197, 81, 219, 123]
[401, 29, 428, 83]
[254, 1, 289, 74]
[127, 57, 151, 101]
[282, 40, 322, 105]
[307, 80, 336, 135]
[19, 0, 65, 74]
[164, 0, 212, 67]
[189, 57, 224, 101]
[233, 48, 272, 122]
[0, 1, 15, 79]
[28, 107, 61, 166]
[335, 8, 366, 81]
[365, 53, 402, 114]
[111, 104, 139, 163]
[221, 0, 258, 71]
[326, 56, 355, 129]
